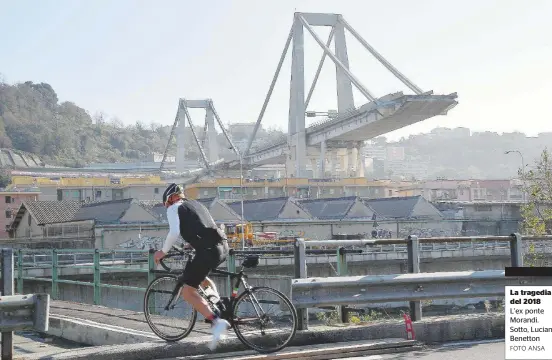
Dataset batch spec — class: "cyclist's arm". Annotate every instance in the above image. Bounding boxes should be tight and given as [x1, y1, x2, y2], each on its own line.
[161, 205, 181, 254]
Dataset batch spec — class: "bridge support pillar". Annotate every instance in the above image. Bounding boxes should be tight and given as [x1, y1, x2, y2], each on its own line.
[175, 108, 187, 173]
[287, 15, 307, 178]
[319, 141, 326, 178]
[205, 107, 219, 163]
[334, 16, 355, 113]
[310, 158, 318, 178]
[348, 147, 355, 177]
[356, 142, 365, 178]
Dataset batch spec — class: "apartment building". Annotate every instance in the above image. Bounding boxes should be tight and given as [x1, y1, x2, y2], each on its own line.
[0, 190, 40, 238]
[9, 175, 167, 202]
[183, 177, 407, 201]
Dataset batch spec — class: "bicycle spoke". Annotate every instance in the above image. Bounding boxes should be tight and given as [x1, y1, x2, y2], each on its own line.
[144, 276, 197, 341]
[232, 287, 297, 353]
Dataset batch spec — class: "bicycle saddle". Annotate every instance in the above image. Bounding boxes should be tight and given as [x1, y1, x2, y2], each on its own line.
[241, 255, 259, 268]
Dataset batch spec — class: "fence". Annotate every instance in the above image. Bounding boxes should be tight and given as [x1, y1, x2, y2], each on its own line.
[1, 249, 50, 360]
[8, 233, 552, 332]
[11, 233, 547, 307]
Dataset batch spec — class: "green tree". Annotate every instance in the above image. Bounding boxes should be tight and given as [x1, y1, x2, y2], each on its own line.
[519, 148, 552, 235]
[518, 148, 552, 266]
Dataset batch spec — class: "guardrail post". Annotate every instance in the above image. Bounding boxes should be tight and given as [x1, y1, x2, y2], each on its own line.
[510, 233, 523, 267]
[407, 235, 422, 321]
[51, 249, 58, 300]
[294, 238, 308, 330]
[336, 247, 349, 323]
[147, 249, 155, 286]
[2, 248, 14, 360]
[16, 249, 22, 294]
[147, 249, 156, 314]
[227, 249, 236, 297]
[93, 249, 101, 305]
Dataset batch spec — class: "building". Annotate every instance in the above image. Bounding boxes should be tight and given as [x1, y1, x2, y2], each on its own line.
[227, 197, 312, 222]
[433, 200, 523, 235]
[8, 200, 83, 238]
[364, 196, 443, 220]
[141, 198, 242, 225]
[298, 196, 375, 221]
[184, 178, 406, 201]
[71, 199, 159, 225]
[8, 198, 160, 240]
[0, 190, 40, 238]
[8, 175, 167, 202]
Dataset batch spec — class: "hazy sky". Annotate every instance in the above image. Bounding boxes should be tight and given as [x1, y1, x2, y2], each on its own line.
[1, 0, 551, 141]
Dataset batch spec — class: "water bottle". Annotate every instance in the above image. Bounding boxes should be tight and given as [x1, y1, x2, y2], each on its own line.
[203, 286, 221, 305]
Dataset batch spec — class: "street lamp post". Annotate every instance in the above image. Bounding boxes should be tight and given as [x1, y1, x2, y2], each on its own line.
[239, 154, 245, 250]
[505, 150, 525, 201]
[229, 145, 246, 250]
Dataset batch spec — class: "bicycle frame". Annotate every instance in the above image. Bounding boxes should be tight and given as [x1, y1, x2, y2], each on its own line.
[160, 247, 268, 325]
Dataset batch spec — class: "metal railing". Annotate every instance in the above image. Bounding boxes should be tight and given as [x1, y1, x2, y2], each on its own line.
[15, 249, 154, 306]
[289, 233, 535, 330]
[12, 239, 525, 268]
[8, 233, 552, 333]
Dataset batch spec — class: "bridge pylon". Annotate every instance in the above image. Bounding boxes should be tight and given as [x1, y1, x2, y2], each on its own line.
[160, 99, 238, 174]
[244, 12, 427, 178]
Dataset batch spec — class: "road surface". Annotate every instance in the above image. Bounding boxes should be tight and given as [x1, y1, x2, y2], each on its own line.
[338, 340, 505, 360]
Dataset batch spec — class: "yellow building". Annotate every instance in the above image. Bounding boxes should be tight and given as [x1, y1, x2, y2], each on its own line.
[9, 175, 166, 202]
[185, 177, 411, 200]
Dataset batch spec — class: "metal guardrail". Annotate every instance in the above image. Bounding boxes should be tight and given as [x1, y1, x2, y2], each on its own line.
[1, 249, 50, 360]
[10, 233, 552, 333]
[12, 234, 539, 307]
[16, 249, 153, 306]
[290, 234, 531, 330]
[291, 270, 539, 307]
[13, 239, 526, 267]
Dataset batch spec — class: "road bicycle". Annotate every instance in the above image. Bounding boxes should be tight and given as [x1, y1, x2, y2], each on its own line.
[143, 244, 298, 353]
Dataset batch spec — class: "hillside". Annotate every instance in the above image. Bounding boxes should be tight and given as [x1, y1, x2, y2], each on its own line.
[0, 80, 176, 167]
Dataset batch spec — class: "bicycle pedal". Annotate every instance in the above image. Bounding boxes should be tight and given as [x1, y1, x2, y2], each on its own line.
[204, 319, 213, 324]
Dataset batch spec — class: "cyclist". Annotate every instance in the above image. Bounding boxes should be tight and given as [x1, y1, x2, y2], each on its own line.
[153, 183, 230, 350]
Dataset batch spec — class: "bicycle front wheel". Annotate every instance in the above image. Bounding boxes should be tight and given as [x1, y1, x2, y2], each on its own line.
[232, 286, 298, 353]
[144, 275, 197, 341]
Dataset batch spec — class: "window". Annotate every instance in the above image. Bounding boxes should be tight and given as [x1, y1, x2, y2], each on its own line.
[388, 190, 393, 196]
[5, 210, 11, 218]
[5, 196, 11, 204]
[28, 214, 31, 226]
[154, 188, 159, 194]
[95, 190, 102, 199]
[57, 189, 62, 201]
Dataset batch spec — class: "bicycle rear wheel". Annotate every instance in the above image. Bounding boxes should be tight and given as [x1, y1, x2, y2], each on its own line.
[144, 275, 197, 341]
[232, 286, 298, 353]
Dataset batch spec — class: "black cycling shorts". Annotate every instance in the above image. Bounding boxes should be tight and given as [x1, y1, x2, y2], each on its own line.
[178, 240, 229, 289]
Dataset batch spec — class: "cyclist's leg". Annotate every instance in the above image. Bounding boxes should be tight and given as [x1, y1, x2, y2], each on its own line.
[178, 251, 217, 320]
[201, 240, 228, 294]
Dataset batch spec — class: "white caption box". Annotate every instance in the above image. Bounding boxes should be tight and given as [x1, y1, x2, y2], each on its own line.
[505, 286, 552, 359]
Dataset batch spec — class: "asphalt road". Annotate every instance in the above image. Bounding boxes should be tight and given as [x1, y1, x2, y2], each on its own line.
[338, 340, 505, 360]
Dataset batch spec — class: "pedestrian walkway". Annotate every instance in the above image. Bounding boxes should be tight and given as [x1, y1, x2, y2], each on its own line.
[2, 331, 83, 358]
[48, 300, 212, 344]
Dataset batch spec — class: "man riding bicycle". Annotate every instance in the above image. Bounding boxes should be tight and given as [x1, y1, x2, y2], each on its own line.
[153, 183, 230, 350]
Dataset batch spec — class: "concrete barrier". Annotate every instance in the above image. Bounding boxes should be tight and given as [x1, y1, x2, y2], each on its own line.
[28, 312, 505, 360]
[46, 315, 160, 346]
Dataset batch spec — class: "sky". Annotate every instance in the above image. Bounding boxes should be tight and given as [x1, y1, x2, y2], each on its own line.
[1, 0, 551, 141]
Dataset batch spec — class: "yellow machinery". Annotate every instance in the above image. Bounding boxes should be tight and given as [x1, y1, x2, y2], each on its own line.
[223, 223, 254, 248]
